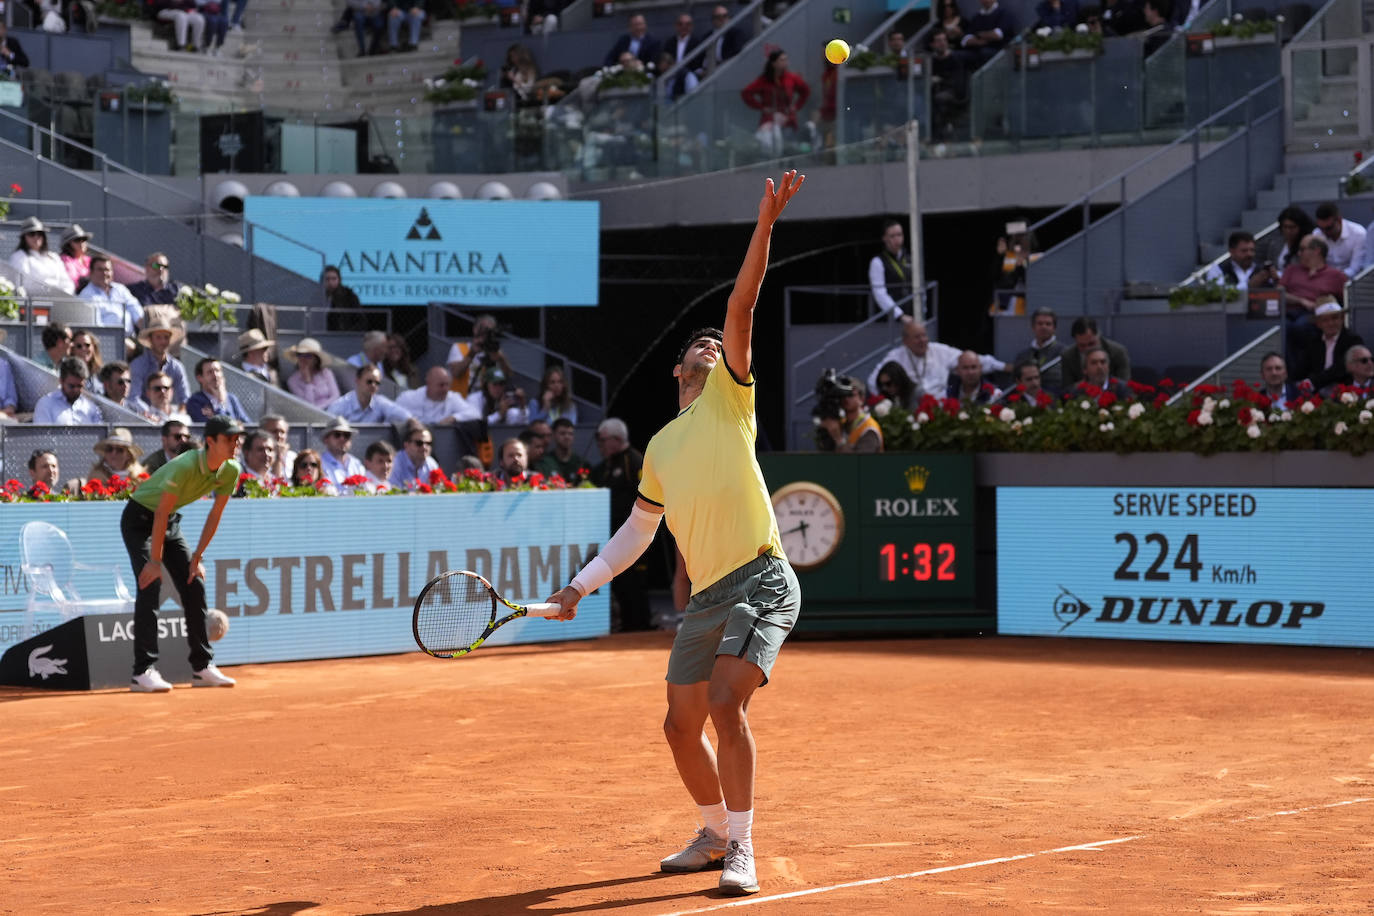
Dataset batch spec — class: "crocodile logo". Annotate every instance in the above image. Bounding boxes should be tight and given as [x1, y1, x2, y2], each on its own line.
[28, 645, 68, 680]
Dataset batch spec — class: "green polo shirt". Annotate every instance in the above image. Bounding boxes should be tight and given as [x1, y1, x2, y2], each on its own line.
[131, 448, 242, 512]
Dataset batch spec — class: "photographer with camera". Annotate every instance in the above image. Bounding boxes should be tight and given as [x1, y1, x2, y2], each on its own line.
[813, 370, 883, 453]
[447, 313, 515, 397]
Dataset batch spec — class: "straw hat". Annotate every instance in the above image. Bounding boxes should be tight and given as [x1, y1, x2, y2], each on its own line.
[320, 415, 355, 438]
[59, 224, 91, 247]
[93, 427, 145, 460]
[18, 216, 45, 235]
[236, 328, 275, 355]
[285, 337, 335, 366]
[1313, 300, 1346, 318]
[137, 313, 186, 349]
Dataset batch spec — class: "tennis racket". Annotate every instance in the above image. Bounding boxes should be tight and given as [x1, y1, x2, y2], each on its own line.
[412, 569, 563, 658]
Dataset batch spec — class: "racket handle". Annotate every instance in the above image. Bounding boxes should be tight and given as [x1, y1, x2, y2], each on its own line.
[524, 602, 563, 618]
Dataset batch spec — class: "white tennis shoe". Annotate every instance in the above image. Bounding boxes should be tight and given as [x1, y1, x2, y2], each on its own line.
[130, 668, 173, 692]
[192, 664, 236, 687]
[659, 827, 728, 872]
[718, 840, 759, 895]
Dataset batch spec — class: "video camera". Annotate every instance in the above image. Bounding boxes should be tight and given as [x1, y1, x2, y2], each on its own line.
[477, 323, 507, 354]
[812, 368, 855, 424]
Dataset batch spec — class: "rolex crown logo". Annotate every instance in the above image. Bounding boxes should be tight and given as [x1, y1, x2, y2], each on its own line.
[904, 465, 930, 493]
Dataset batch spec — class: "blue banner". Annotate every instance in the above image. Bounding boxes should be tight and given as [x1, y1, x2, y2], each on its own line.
[997, 487, 1374, 648]
[0, 490, 609, 664]
[243, 197, 600, 306]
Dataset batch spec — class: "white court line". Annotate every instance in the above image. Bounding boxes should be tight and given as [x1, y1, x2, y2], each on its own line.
[654, 797, 1374, 916]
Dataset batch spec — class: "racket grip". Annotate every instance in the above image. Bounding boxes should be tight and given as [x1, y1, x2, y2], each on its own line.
[524, 602, 563, 618]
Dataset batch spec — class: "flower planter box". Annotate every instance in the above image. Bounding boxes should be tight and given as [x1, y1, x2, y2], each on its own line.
[597, 86, 651, 99]
[1212, 33, 1277, 47]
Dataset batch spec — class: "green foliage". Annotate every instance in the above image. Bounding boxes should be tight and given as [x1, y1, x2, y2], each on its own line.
[1211, 14, 1277, 39]
[1028, 26, 1104, 55]
[846, 44, 905, 71]
[177, 284, 240, 327]
[1168, 279, 1241, 309]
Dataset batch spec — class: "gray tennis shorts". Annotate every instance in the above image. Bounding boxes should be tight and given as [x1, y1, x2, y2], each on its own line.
[666, 552, 801, 686]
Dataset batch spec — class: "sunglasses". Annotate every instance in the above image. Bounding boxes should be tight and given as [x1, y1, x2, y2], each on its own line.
[300, 461, 320, 468]
[105, 445, 128, 454]
[110, 377, 132, 385]
[150, 262, 169, 270]
[330, 431, 353, 439]
[168, 432, 190, 441]
[1355, 357, 1373, 363]
[151, 384, 172, 392]
[71, 339, 92, 349]
[410, 439, 433, 446]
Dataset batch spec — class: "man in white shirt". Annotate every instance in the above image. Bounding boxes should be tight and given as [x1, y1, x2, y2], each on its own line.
[34, 357, 103, 424]
[1314, 201, 1367, 278]
[389, 422, 440, 487]
[868, 219, 914, 321]
[363, 440, 396, 492]
[259, 413, 297, 478]
[318, 416, 366, 485]
[327, 364, 413, 424]
[346, 330, 388, 373]
[395, 366, 480, 425]
[1203, 231, 1260, 289]
[867, 320, 1004, 398]
[78, 255, 144, 335]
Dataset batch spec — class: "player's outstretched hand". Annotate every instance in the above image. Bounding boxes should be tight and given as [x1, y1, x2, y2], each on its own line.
[545, 585, 582, 621]
[759, 169, 805, 225]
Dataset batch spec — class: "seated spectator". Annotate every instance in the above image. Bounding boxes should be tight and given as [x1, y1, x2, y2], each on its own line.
[935, 0, 970, 44]
[817, 375, 882, 453]
[704, 5, 746, 72]
[363, 440, 396, 491]
[657, 49, 697, 102]
[396, 366, 480, 425]
[529, 364, 578, 423]
[89, 427, 147, 484]
[872, 360, 919, 411]
[1257, 351, 1297, 410]
[492, 437, 528, 483]
[72, 330, 103, 394]
[741, 49, 812, 158]
[136, 372, 192, 425]
[386, 0, 425, 52]
[127, 252, 184, 306]
[97, 361, 133, 408]
[197, 0, 229, 55]
[291, 448, 331, 490]
[1005, 360, 1054, 405]
[59, 224, 92, 291]
[1140, 0, 1173, 57]
[1036, 0, 1079, 28]
[960, 0, 1015, 63]
[1059, 317, 1131, 388]
[502, 43, 544, 104]
[1067, 347, 1132, 400]
[1102, 0, 1146, 34]
[79, 255, 144, 336]
[1296, 300, 1363, 392]
[328, 364, 412, 424]
[536, 416, 584, 479]
[468, 366, 529, 426]
[603, 13, 659, 68]
[323, 265, 366, 332]
[947, 350, 1002, 403]
[285, 337, 341, 409]
[1314, 201, 1367, 278]
[28, 448, 62, 493]
[447, 314, 513, 396]
[9, 217, 74, 294]
[34, 356, 102, 424]
[0, 345, 17, 421]
[520, 419, 551, 466]
[1263, 206, 1315, 274]
[130, 315, 190, 405]
[155, 0, 205, 50]
[1204, 230, 1261, 289]
[1279, 235, 1346, 347]
[662, 13, 703, 99]
[36, 321, 72, 370]
[390, 421, 440, 487]
[348, 0, 386, 55]
[928, 29, 968, 140]
[383, 332, 417, 390]
[186, 357, 251, 423]
[867, 319, 1006, 399]
[887, 28, 909, 58]
[1012, 307, 1066, 392]
[318, 417, 366, 485]
[0, 22, 31, 77]
[238, 429, 275, 485]
[258, 414, 296, 478]
[869, 218, 914, 321]
[348, 330, 388, 373]
[144, 419, 192, 473]
[235, 329, 278, 386]
[1341, 345, 1374, 396]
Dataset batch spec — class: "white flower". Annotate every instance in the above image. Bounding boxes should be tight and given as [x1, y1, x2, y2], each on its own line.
[176, 285, 193, 299]
[1267, 412, 1280, 423]
[203, 283, 219, 296]
[998, 407, 1016, 422]
[1301, 400, 1316, 414]
[1280, 410, 1293, 422]
[908, 415, 920, 429]
[1012, 421, 1022, 431]
[1275, 14, 1285, 21]
[1098, 422, 1114, 432]
[221, 290, 241, 304]
[1233, 12, 1244, 20]
[1197, 411, 1214, 426]
[957, 411, 969, 421]
[1341, 391, 1358, 405]
[462, 78, 478, 88]
[1023, 417, 1033, 427]
[872, 398, 892, 418]
[1098, 408, 1109, 419]
[1334, 421, 1348, 435]
[1079, 399, 1091, 410]
[1075, 22, 1089, 32]
[1361, 410, 1373, 424]
[1218, 398, 1230, 409]
[1246, 425, 1261, 439]
[1365, 399, 1374, 410]
[422, 78, 434, 89]
[1036, 26, 1052, 36]
[1203, 396, 1216, 412]
[1128, 402, 1146, 419]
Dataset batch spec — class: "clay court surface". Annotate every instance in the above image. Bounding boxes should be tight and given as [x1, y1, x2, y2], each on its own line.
[4, 634, 1374, 915]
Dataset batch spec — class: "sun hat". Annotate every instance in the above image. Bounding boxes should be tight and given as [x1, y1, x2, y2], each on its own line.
[236, 328, 275, 355]
[18, 216, 45, 235]
[137, 313, 186, 349]
[284, 337, 335, 365]
[59, 224, 91, 247]
[93, 427, 145, 460]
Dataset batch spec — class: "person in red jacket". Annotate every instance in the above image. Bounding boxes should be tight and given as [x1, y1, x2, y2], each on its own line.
[740, 49, 811, 157]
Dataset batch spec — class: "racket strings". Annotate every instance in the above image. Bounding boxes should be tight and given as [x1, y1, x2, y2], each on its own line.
[415, 575, 495, 653]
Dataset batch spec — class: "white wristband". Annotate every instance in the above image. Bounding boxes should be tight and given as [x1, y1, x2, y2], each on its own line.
[571, 556, 613, 597]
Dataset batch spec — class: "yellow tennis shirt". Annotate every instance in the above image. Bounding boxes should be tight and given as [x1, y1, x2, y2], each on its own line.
[639, 359, 785, 595]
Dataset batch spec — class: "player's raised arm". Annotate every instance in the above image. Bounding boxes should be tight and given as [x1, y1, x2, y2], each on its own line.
[723, 170, 805, 379]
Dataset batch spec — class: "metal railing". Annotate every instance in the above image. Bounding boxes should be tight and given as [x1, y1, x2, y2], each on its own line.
[1167, 325, 1281, 403]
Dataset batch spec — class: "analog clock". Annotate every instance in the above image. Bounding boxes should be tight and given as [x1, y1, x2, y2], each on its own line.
[771, 481, 845, 571]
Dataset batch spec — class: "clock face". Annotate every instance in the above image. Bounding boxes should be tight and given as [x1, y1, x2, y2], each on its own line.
[771, 482, 845, 571]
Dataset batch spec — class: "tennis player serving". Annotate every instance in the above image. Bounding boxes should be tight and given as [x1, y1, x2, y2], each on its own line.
[547, 170, 805, 896]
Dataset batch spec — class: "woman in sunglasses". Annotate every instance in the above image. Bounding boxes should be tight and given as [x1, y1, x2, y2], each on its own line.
[290, 448, 336, 494]
[88, 427, 148, 484]
[8, 216, 74, 295]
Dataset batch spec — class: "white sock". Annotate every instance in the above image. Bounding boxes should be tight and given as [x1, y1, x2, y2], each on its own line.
[726, 808, 753, 850]
[699, 801, 728, 839]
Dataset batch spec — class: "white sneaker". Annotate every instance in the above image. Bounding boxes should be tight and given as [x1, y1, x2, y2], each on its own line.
[131, 668, 173, 692]
[192, 664, 236, 687]
[718, 840, 759, 896]
[660, 827, 728, 873]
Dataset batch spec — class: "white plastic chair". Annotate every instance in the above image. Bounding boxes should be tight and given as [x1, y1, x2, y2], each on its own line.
[20, 520, 135, 638]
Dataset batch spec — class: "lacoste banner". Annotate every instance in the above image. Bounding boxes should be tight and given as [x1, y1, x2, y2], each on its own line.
[996, 487, 1374, 648]
[243, 197, 600, 306]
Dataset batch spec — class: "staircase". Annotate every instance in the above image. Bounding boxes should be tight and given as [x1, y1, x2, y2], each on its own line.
[1288, 49, 1360, 151]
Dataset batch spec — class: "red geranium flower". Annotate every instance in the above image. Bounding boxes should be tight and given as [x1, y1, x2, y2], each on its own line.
[429, 468, 450, 485]
[30, 480, 50, 495]
[1097, 391, 1117, 408]
[1127, 380, 1155, 395]
[1153, 393, 1170, 409]
[343, 474, 368, 487]
[1236, 406, 1253, 426]
[1158, 377, 1175, 389]
[1186, 409, 1201, 426]
[8, 183, 20, 195]
[239, 472, 252, 484]
[1006, 392, 1022, 402]
[5, 478, 22, 491]
[416, 482, 433, 493]
[1036, 392, 1054, 408]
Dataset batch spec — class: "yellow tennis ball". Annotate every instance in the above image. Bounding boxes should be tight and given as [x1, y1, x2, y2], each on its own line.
[825, 39, 850, 65]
